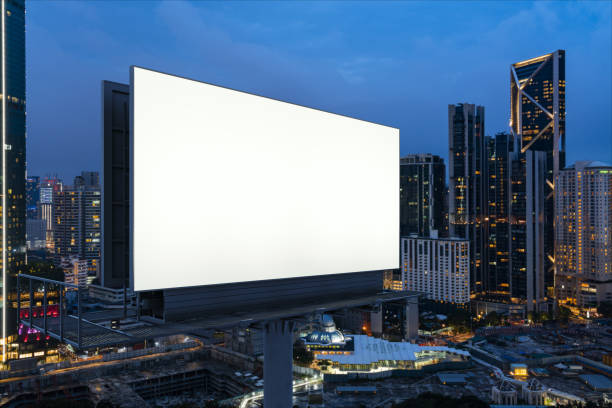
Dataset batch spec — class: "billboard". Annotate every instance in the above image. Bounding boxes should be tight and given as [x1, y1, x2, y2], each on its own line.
[130, 66, 399, 291]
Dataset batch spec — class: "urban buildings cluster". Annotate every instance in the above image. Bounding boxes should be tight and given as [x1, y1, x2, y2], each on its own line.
[400, 49, 612, 317]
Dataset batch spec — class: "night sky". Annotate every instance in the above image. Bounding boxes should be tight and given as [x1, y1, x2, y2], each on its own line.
[26, 1, 611, 182]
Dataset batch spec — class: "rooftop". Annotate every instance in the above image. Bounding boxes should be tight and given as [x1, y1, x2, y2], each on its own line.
[314, 334, 469, 365]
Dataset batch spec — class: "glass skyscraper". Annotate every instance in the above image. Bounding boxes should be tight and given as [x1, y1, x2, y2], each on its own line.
[399, 154, 446, 238]
[1, 0, 26, 362]
[510, 50, 565, 311]
[448, 103, 487, 295]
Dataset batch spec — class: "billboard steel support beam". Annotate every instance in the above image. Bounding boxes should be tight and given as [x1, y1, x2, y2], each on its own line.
[263, 319, 295, 408]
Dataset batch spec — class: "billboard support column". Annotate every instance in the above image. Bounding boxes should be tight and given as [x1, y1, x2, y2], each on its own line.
[263, 319, 295, 408]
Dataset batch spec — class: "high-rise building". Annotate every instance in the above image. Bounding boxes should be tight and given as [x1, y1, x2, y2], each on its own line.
[61, 257, 89, 290]
[448, 103, 487, 295]
[39, 176, 62, 250]
[401, 236, 469, 304]
[510, 50, 565, 311]
[484, 132, 513, 300]
[25, 218, 45, 250]
[25, 176, 39, 219]
[400, 154, 446, 238]
[555, 162, 612, 314]
[1, 0, 26, 362]
[53, 173, 101, 277]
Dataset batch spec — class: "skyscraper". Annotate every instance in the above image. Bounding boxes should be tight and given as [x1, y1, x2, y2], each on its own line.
[400, 154, 446, 238]
[1, 0, 26, 362]
[510, 50, 565, 311]
[555, 162, 612, 314]
[485, 132, 513, 300]
[448, 103, 487, 295]
[39, 176, 62, 250]
[25, 176, 39, 219]
[53, 173, 101, 277]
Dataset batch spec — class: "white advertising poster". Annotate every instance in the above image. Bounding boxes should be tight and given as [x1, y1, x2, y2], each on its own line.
[131, 66, 399, 291]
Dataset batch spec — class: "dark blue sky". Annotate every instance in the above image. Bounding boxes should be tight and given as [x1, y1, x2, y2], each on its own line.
[26, 1, 611, 181]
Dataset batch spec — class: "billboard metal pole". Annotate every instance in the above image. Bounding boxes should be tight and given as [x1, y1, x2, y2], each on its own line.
[43, 282, 47, 336]
[28, 278, 33, 330]
[16, 275, 20, 330]
[263, 319, 295, 408]
[59, 286, 64, 343]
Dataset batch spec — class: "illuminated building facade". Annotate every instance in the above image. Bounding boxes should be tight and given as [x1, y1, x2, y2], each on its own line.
[39, 176, 62, 249]
[25, 176, 39, 219]
[1, 0, 26, 362]
[555, 162, 612, 314]
[400, 154, 446, 238]
[401, 236, 470, 304]
[53, 173, 101, 277]
[510, 50, 565, 311]
[448, 103, 486, 294]
[484, 132, 513, 299]
[61, 257, 89, 290]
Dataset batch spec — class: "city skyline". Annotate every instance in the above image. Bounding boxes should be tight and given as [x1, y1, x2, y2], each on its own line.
[26, 1, 611, 181]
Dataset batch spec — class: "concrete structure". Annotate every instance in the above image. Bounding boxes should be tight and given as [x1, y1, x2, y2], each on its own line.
[52, 174, 101, 276]
[579, 374, 612, 391]
[448, 103, 487, 295]
[401, 236, 470, 304]
[521, 379, 547, 405]
[25, 218, 45, 250]
[555, 161, 612, 313]
[491, 380, 518, 405]
[1, 0, 26, 362]
[61, 257, 89, 290]
[88, 284, 135, 305]
[400, 154, 446, 238]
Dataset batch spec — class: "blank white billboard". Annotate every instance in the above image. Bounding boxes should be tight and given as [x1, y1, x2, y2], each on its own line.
[130, 66, 399, 291]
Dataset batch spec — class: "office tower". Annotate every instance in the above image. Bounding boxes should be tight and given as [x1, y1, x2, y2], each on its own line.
[400, 154, 446, 238]
[39, 176, 62, 249]
[510, 50, 565, 311]
[555, 162, 612, 314]
[1, 0, 26, 361]
[75, 171, 99, 188]
[53, 173, 101, 277]
[401, 236, 469, 304]
[448, 103, 487, 295]
[485, 133, 513, 300]
[25, 219, 45, 250]
[25, 176, 39, 219]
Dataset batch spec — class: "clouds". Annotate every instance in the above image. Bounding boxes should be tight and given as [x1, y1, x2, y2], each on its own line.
[25, 1, 611, 180]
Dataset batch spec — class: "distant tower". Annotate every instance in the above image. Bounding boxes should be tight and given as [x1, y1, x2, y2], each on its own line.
[510, 50, 565, 311]
[1, 0, 26, 362]
[448, 103, 487, 295]
[555, 162, 612, 314]
[53, 173, 101, 277]
[25, 176, 39, 219]
[485, 132, 513, 299]
[400, 154, 446, 238]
